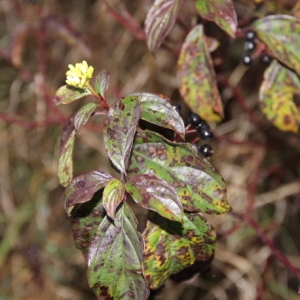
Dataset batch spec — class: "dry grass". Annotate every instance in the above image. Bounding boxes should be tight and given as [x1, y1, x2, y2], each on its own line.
[0, 1, 300, 299]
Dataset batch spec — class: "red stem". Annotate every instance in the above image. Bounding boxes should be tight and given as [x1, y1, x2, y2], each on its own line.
[231, 211, 299, 276]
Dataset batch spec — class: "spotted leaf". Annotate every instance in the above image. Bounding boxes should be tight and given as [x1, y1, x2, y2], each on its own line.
[129, 130, 229, 214]
[135, 92, 185, 139]
[88, 203, 149, 300]
[71, 191, 106, 259]
[177, 24, 224, 122]
[65, 171, 113, 216]
[195, 0, 237, 37]
[125, 174, 183, 222]
[103, 95, 142, 174]
[252, 15, 300, 75]
[259, 60, 300, 132]
[143, 211, 216, 289]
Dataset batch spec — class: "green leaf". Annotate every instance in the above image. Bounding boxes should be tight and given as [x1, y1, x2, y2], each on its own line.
[195, 0, 237, 37]
[103, 178, 125, 219]
[95, 70, 110, 98]
[74, 103, 98, 133]
[143, 211, 216, 289]
[259, 60, 300, 132]
[103, 95, 142, 174]
[134, 92, 185, 139]
[177, 24, 224, 122]
[88, 203, 149, 300]
[65, 171, 113, 216]
[252, 15, 300, 75]
[125, 174, 183, 222]
[72, 191, 106, 259]
[58, 129, 76, 187]
[128, 130, 229, 214]
[145, 0, 183, 53]
[51, 85, 91, 106]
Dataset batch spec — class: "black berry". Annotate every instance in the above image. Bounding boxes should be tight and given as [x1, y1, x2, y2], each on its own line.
[198, 144, 213, 158]
[188, 113, 203, 127]
[198, 126, 213, 140]
[198, 120, 210, 131]
[260, 54, 272, 65]
[244, 41, 256, 52]
[244, 30, 256, 41]
[171, 102, 181, 115]
[242, 55, 253, 66]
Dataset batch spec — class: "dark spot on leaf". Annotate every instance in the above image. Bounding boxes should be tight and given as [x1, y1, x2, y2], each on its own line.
[284, 115, 291, 124]
[119, 103, 125, 110]
[77, 180, 85, 188]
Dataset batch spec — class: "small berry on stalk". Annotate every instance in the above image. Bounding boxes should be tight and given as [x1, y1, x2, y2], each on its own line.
[198, 126, 214, 140]
[198, 144, 213, 158]
[242, 55, 253, 66]
[188, 113, 203, 127]
[260, 54, 272, 65]
[244, 41, 256, 52]
[171, 102, 181, 115]
[244, 30, 256, 41]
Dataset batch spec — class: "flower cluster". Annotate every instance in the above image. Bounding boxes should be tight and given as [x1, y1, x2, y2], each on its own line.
[65, 60, 94, 89]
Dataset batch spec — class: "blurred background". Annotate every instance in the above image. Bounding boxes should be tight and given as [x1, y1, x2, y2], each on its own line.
[0, 0, 300, 299]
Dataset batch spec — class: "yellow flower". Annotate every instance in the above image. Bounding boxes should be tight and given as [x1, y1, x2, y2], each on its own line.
[65, 60, 94, 89]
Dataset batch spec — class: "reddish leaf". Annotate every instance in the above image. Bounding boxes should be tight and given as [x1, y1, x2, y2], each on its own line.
[145, 0, 183, 53]
[74, 103, 97, 133]
[58, 130, 76, 187]
[252, 15, 300, 75]
[65, 171, 113, 216]
[95, 70, 110, 98]
[72, 194, 106, 259]
[51, 85, 91, 106]
[259, 60, 300, 132]
[195, 0, 237, 37]
[103, 179, 125, 219]
[103, 95, 141, 174]
[125, 174, 183, 222]
[177, 24, 224, 122]
[136, 92, 185, 139]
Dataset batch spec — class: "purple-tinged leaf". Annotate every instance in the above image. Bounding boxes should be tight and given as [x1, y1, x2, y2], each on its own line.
[252, 15, 300, 75]
[145, 0, 183, 53]
[95, 69, 110, 98]
[134, 92, 185, 139]
[125, 174, 183, 222]
[259, 60, 300, 132]
[143, 211, 216, 289]
[129, 130, 229, 214]
[58, 114, 76, 187]
[195, 0, 237, 37]
[103, 178, 125, 219]
[65, 171, 113, 216]
[177, 25, 224, 122]
[103, 95, 142, 174]
[88, 203, 149, 300]
[51, 85, 91, 106]
[74, 103, 97, 133]
[72, 194, 106, 259]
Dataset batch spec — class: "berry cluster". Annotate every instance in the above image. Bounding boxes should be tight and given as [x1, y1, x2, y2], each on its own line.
[242, 30, 271, 66]
[188, 113, 213, 158]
